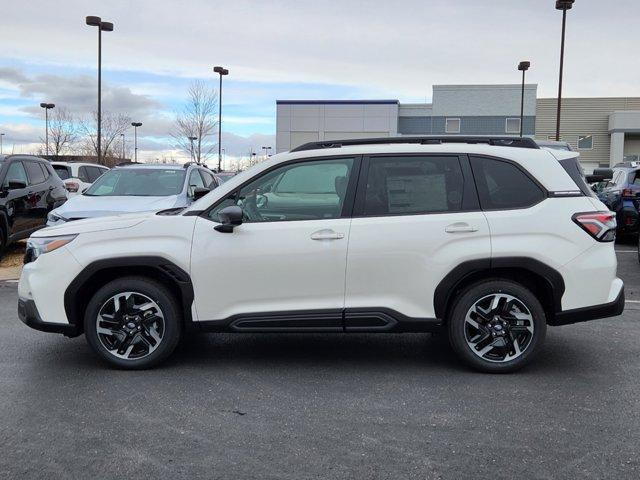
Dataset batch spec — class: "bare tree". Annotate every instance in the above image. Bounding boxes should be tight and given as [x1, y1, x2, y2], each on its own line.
[171, 80, 218, 164]
[79, 111, 131, 165]
[40, 107, 78, 158]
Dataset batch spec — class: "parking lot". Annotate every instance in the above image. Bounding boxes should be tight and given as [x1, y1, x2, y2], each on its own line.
[0, 247, 637, 479]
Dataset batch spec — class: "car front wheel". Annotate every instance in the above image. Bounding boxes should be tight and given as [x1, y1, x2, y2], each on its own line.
[448, 279, 546, 373]
[84, 277, 182, 369]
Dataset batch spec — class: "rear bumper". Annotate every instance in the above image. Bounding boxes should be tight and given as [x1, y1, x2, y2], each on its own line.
[18, 298, 81, 337]
[550, 286, 625, 326]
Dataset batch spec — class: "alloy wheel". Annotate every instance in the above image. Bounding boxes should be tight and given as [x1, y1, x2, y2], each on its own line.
[95, 292, 165, 360]
[464, 293, 535, 363]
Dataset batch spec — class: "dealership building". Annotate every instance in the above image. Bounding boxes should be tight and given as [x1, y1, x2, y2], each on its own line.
[276, 84, 640, 173]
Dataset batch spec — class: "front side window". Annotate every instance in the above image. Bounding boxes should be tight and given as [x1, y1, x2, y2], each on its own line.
[208, 158, 354, 223]
[84, 168, 186, 197]
[363, 156, 464, 216]
[3, 161, 28, 187]
[505, 118, 521, 134]
[470, 156, 545, 210]
[87, 166, 105, 182]
[445, 118, 461, 134]
[578, 135, 593, 150]
[188, 169, 206, 196]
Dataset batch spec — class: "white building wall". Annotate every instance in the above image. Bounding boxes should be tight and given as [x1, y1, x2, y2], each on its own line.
[276, 101, 398, 152]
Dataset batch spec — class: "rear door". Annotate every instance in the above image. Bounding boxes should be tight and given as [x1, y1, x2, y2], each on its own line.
[23, 160, 50, 230]
[344, 154, 491, 325]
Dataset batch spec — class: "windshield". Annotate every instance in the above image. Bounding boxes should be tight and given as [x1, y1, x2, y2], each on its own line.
[84, 168, 186, 197]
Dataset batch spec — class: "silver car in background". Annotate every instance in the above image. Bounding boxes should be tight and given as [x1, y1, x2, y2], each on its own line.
[46, 162, 219, 226]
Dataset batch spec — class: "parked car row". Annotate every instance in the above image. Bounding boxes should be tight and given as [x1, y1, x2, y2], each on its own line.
[0, 154, 231, 256]
[585, 162, 640, 261]
[17, 136, 624, 372]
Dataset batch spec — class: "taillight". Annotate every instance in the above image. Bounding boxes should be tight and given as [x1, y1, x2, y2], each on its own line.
[572, 211, 616, 242]
[64, 180, 79, 193]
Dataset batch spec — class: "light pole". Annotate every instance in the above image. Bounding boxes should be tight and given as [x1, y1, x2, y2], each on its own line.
[86, 16, 114, 164]
[555, 0, 574, 141]
[39, 103, 55, 157]
[131, 122, 142, 162]
[518, 61, 530, 137]
[120, 133, 125, 160]
[262, 146, 272, 158]
[213, 66, 229, 172]
[0, 133, 4, 155]
[188, 136, 197, 163]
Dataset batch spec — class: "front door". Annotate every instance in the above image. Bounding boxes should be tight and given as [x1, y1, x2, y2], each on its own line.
[344, 154, 491, 324]
[1, 160, 32, 238]
[190, 156, 359, 328]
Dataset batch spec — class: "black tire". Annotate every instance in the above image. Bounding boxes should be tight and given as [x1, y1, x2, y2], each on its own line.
[448, 279, 547, 373]
[0, 224, 6, 261]
[84, 276, 182, 369]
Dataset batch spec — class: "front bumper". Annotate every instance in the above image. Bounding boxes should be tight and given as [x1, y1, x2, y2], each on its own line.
[18, 298, 81, 337]
[550, 286, 625, 326]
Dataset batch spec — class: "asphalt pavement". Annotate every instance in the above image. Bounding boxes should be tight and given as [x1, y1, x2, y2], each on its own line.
[0, 248, 639, 479]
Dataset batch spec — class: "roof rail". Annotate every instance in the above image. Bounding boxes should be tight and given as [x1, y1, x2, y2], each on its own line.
[290, 135, 540, 152]
[114, 161, 143, 167]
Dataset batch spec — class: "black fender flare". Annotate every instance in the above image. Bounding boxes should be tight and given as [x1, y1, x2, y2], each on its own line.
[64, 256, 195, 330]
[433, 257, 565, 320]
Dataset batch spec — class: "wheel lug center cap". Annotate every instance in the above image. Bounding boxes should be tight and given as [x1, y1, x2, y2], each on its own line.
[127, 322, 136, 329]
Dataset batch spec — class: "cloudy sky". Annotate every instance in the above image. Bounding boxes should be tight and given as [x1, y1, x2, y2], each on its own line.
[1, 0, 638, 164]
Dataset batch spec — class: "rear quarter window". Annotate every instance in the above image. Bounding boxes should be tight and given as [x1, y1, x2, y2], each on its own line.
[470, 156, 545, 210]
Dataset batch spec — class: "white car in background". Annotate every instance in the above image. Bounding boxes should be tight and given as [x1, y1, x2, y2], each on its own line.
[46, 162, 218, 226]
[51, 162, 110, 196]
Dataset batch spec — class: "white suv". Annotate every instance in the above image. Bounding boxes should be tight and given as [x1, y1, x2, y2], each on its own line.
[18, 137, 624, 372]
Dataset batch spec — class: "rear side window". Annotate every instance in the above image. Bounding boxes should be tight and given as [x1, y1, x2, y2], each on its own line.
[78, 166, 90, 183]
[558, 156, 593, 196]
[86, 166, 105, 182]
[24, 161, 46, 185]
[470, 156, 545, 210]
[363, 156, 464, 216]
[53, 165, 71, 180]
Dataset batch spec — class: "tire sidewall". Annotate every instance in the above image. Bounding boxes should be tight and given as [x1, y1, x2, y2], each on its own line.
[448, 279, 547, 373]
[84, 277, 182, 369]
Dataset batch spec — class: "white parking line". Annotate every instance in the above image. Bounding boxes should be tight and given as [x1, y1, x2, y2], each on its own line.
[615, 250, 636, 253]
[626, 300, 640, 304]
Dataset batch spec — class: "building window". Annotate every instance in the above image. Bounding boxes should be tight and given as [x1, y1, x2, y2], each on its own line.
[445, 118, 461, 134]
[578, 135, 593, 150]
[505, 118, 521, 134]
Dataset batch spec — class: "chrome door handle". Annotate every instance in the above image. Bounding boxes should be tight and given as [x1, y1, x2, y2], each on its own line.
[445, 222, 478, 233]
[311, 229, 345, 240]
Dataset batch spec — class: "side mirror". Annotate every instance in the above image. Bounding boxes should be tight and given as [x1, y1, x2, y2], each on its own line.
[8, 180, 27, 190]
[214, 205, 243, 233]
[192, 187, 210, 201]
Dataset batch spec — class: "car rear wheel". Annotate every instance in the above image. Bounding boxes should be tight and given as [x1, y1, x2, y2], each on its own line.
[448, 280, 546, 373]
[84, 277, 182, 369]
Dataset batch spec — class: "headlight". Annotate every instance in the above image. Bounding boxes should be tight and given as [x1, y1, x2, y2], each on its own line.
[47, 211, 67, 224]
[25, 235, 77, 263]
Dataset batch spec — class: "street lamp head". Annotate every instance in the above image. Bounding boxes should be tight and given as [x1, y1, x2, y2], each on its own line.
[556, 0, 574, 10]
[86, 15, 101, 26]
[131, 122, 142, 127]
[40, 102, 47, 108]
[100, 21, 114, 32]
[188, 136, 198, 141]
[213, 66, 229, 75]
[40, 103, 55, 109]
[518, 61, 531, 71]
